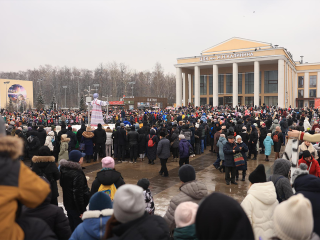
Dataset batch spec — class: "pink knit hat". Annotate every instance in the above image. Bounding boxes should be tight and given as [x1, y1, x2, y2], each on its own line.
[102, 157, 115, 169]
[174, 201, 198, 228]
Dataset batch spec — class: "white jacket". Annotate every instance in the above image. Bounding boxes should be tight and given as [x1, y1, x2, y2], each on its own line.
[105, 131, 113, 145]
[304, 119, 312, 131]
[241, 182, 278, 240]
[44, 131, 55, 151]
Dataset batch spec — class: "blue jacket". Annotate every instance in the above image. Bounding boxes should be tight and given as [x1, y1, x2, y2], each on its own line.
[235, 142, 248, 171]
[217, 136, 227, 160]
[70, 209, 113, 240]
[263, 136, 274, 156]
[179, 139, 192, 159]
[223, 141, 240, 167]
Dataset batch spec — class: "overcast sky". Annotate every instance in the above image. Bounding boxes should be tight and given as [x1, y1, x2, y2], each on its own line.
[1, 0, 320, 74]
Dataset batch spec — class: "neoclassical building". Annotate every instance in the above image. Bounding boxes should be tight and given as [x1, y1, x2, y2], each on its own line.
[175, 37, 320, 108]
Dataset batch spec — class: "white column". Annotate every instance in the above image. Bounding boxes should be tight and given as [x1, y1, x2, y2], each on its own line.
[232, 63, 238, 108]
[194, 66, 200, 107]
[254, 61, 260, 107]
[188, 74, 191, 104]
[182, 73, 186, 106]
[294, 71, 298, 107]
[212, 65, 219, 106]
[278, 59, 285, 108]
[304, 72, 309, 107]
[176, 67, 182, 107]
[317, 72, 320, 98]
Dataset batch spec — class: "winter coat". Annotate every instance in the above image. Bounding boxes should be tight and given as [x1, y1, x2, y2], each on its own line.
[269, 159, 293, 202]
[82, 131, 94, 156]
[59, 159, 90, 214]
[163, 180, 208, 231]
[67, 130, 77, 150]
[259, 127, 268, 143]
[109, 212, 169, 240]
[294, 174, 320, 236]
[106, 130, 113, 145]
[240, 132, 249, 146]
[44, 131, 55, 151]
[91, 169, 125, 196]
[298, 142, 319, 159]
[76, 125, 86, 143]
[31, 156, 60, 204]
[94, 125, 106, 144]
[181, 128, 191, 141]
[213, 131, 221, 152]
[118, 128, 127, 146]
[236, 141, 248, 171]
[22, 191, 71, 240]
[138, 129, 146, 154]
[235, 121, 244, 135]
[263, 136, 274, 156]
[70, 209, 113, 240]
[304, 119, 312, 131]
[179, 139, 192, 159]
[143, 189, 155, 214]
[171, 129, 180, 148]
[280, 119, 288, 133]
[249, 129, 258, 144]
[271, 131, 283, 152]
[312, 123, 320, 131]
[0, 136, 51, 240]
[241, 182, 278, 240]
[27, 135, 41, 157]
[223, 141, 240, 167]
[37, 127, 47, 146]
[146, 130, 158, 160]
[58, 136, 70, 163]
[269, 120, 280, 133]
[127, 130, 139, 146]
[217, 136, 227, 160]
[157, 138, 171, 159]
[173, 224, 197, 240]
[298, 157, 320, 177]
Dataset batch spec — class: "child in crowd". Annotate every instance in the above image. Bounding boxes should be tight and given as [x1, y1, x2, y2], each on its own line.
[137, 178, 155, 215]
[263, 132, 274, 162]
[174, 202, 198, 240]
[58, 134, 70, 163]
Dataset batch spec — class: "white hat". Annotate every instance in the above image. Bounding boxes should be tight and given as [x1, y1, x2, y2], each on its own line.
[174, 202, 198, 228]
[274, 194, 314, 240]
[179, 134, 185, 139]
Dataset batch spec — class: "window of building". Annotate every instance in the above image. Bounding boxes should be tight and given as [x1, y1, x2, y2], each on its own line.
[310, 89, 316, 97]
[298, 90, 304, 98]
[245, 73, 254, 94]
[264, 70, 278, 93]
[209, 75, 213, 95]
[218, 97, 223, 106]
[200, 75, 207, 95]
[200, 97, 207, 105]
[224, 96, 232, 106]
[218, 74, 224, 94]
[310, 76, 317, 88]
[298, 76, 304, 88]
[238, 74, 242, 94]
[309, 100, 315, 108]
[238, 96, 242, 105]
[245, 97, 254, 106]
[264, 96, 278, 106]
[209, 97, 213, 105]
[226, 74, 233, 93]
[298, 100, 304, 108]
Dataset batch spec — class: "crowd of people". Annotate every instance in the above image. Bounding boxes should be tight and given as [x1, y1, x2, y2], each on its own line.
[1, 104, 320, 240]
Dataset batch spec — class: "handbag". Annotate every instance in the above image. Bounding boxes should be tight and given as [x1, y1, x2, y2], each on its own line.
[234, 152, 245, 167]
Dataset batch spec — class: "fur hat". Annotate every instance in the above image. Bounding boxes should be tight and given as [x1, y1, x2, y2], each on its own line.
[175, 202, 198, 228]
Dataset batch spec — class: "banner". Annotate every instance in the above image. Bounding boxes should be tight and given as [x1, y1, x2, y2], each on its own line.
[315, 98, 320, 108]
[109, 101, 124, 105]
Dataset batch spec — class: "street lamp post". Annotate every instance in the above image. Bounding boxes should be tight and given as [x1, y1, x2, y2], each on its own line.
[128, 82, 135, 98]
[4, 81, 10, 109]
[62, 86, 67, 108]
[102, 95, 112, 117]
[74, 76, 82, 109]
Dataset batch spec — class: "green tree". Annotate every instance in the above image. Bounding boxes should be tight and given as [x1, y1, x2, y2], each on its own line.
[36, 89, 45, 110]
[80, 95, 87, 111]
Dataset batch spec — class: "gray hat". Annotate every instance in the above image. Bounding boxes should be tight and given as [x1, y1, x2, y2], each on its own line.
[179, 134, 185, 139]
[292, 163, 309, 183]
[113, 184, 145, 223]
[0, 117, 5, 137]
[120, 123, 124, 127]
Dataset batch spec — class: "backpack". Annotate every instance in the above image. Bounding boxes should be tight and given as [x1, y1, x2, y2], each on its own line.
[273, 133, 279, 143]
[148, 135, 155, 147]
[98, 183, 117, 201]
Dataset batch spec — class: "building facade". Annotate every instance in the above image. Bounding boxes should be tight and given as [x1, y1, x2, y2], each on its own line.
[175, 37, 320, 108]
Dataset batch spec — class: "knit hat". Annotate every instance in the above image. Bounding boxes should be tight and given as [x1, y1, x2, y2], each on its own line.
[179, 164, 196, 183]
[292, 163, 309, 183]
[38, 146, 51, 156]
[137, 178, 150, 190]
[89, 192, 113, 211]
[179, 134, 185, 139]
[113, 184, 145, 223]
[235, 135, 242, 142]
[175, 202, 198, 228]
[69, 150, 85, 162]
[120, 123, 124, 127]
[227, 135, 234, 139]
[249, 164, 266, 184]
[242, 126, 247, 131]
[102, 157, 115, 169]
[303, 150, 312, 159]
[274, 194, 313, 240]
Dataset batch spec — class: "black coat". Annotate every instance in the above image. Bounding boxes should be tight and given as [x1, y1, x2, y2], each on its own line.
[22, 192, 71, 240]
[109, 213, 169, 240]
[37, 128, 47, 146]
[27, 135, 41, 157]
[223, 141, 240, 167]
[240, 132, 249, 146]
[76, 125, 86, 143]
[91, 169, 125, 196]
[31, 156, 60, 204]
[138, 130, 146, 154]
[94, 126, 106, 144]
[127, 130, 139, 146]
[249, 129, 258, 144]
[259, 127, 268, 142]
[66, 130, 77, 149]
[272, 131, 283, 152]
[146, 131, 158, 161]
[59, 160, 90, 214]
[118, 128, 127, 146]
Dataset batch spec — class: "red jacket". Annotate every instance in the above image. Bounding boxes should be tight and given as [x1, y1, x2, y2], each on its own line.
[298, 157, 320, 177]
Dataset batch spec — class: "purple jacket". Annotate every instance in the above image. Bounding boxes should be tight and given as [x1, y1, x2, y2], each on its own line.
[179, 139, 192, 158]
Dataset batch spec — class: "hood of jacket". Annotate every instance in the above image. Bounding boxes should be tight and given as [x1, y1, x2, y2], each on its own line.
[60, 159, 82, 171]
[97, 169, 122, 185]
[272, 158, 291, 177]
[180, 180, 208, 200]
[264, 135, 272, 141]
[294, 174, 320, 193]
[273, 119, 279, 124]
[248, 182, 277, 205]
[173, 224, 197, 239]
[32, 156, 55, 163]
[47, 131, 55, 137]
[82, 131, 94, 138]
[218, 136, 227, 143]
[106, 128, 112, 133]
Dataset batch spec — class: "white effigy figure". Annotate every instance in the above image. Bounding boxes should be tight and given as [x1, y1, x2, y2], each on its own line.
[88, 93, 108, 127]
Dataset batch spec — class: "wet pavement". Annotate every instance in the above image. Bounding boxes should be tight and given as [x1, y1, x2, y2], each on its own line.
[57, 147, 280, 217]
